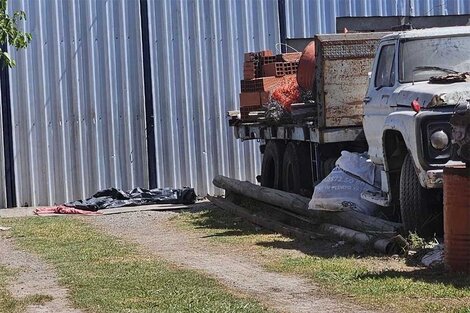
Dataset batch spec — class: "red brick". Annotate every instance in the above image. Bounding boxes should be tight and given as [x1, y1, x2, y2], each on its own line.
[260, 91, 270, 105]
[240, 92, 261, 107]
[277, 52, 302, 62]
[240, 77, 284, 92]
[262, 63, 284, 77]
[244, 52, 257, 62]
[262, 62, 299, 77]
[260, 55, 276, 65]
[258, 50, 273, 57]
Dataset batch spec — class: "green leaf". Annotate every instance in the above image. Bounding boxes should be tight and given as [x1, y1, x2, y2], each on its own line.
[0, 0, 32, 67]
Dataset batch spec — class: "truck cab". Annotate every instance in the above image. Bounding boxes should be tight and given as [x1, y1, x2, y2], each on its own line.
[363, 26, 470, 236]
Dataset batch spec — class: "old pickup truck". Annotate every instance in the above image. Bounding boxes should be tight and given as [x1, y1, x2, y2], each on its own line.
[232, 26, 469, 236]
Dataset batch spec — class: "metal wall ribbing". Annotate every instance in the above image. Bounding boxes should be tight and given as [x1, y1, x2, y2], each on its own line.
[3, 0, 470, 207]
[8, 0, 148, 206]
[146, 0, 280, 195]
[285, 0, 470, 37]
[0, 84, 6, 208]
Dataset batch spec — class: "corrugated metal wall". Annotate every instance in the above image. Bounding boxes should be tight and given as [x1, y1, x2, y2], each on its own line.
[0, 85, 6, 208]
[8, 0, 148, 206]
[2, 0, 470, 207]
[285, 0, 470, 37]
[146, 0, 280, 195]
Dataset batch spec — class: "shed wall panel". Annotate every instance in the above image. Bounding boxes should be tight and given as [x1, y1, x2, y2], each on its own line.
[146, 0, 280, 195]
[285, 0, 470, 38]
[4, 0, 470, 206]
[8, 0, 148, 206]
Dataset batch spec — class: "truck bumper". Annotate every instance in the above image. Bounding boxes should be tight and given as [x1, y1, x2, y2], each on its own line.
[424, 161, 466, 188]
[425, 169, 444, 188]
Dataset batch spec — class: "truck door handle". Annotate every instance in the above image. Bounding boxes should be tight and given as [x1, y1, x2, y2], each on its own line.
[363, 96, 371, 103]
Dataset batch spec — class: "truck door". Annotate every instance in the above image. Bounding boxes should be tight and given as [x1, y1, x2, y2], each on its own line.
[363, 41, 397, 165]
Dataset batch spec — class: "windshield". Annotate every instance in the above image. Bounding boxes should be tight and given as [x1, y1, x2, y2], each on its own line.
[400, 35, 470, 83]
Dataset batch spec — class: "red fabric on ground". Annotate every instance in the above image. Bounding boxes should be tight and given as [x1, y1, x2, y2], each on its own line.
[34, 206, 102, 216]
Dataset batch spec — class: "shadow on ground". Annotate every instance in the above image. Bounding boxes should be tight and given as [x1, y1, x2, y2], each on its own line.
[181, 202, 470, 289]
[359, 267, 470, 289]
[181, 204, 365, 258]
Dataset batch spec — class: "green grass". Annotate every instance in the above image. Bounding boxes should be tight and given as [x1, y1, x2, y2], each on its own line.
[2, 217, 271, 313]
[174, 209, 291, 246]
[174, 207, 470, 313]
[268, 256, 470, 312]
[0, 266, 53, 313]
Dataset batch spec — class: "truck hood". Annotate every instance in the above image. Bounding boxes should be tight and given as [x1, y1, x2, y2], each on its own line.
[396, 81, 470, 108]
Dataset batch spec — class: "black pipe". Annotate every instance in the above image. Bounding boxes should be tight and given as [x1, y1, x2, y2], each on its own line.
[139, 0, 157, 188]
[0, 43, 16, 207]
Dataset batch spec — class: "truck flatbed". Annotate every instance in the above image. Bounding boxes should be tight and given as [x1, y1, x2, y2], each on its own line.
[234, 122, 364, 144]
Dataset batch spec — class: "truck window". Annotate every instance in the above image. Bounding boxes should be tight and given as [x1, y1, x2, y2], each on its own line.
[400, 35, 470, 82]
[374, 44, 395, 88]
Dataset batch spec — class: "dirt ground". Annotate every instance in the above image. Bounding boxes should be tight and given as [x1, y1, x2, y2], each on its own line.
[0, 232, 83, 313]
[0, 205, 379, 313]
[89, 209, 376, 313]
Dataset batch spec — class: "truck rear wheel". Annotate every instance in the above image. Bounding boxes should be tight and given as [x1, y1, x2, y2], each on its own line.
[399, 153, 443, 238]
[282, 143, 313, 196]
[261, 141, 285, 189]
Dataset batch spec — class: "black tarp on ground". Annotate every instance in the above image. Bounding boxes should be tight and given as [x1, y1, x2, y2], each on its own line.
[65, 187, 197, 211]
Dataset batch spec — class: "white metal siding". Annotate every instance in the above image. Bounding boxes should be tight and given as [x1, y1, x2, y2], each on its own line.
[285, 0, 470, 37]
[3, 0, 470, 207]
[146, 0, 280, 196]
[8, 0, 148, 206]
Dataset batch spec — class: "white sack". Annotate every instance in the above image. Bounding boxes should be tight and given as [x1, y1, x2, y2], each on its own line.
[308, 151, 381, 215]
[335, 151, 380, 187]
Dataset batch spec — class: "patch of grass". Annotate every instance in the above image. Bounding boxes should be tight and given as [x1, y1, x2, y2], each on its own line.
[175, 207, 470, 313]
[2, 217, 271, 313]
[268, 256, 470, 312]
[0, 266, 19, 313]
[0, 265, 53, 313]
[175, 209, 291, 246]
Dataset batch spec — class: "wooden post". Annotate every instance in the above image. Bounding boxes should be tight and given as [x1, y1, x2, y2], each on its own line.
[213, 175, 401, 234]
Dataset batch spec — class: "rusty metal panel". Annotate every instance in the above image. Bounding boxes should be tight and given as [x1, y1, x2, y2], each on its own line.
[322, 58, 374, 127]
[315, 34, 383, 128]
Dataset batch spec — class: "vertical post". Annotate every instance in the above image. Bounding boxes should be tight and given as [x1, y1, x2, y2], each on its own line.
[139, 0, 157, 188]
[0, 43, 16, 207]
[277, 0, 287, 53]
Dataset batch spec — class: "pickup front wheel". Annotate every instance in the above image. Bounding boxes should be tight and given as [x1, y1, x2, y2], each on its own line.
[399, 153, 443, 238]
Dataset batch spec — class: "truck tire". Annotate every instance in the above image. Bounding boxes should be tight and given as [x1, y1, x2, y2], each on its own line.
[399, 153, 443, 238]
[261, 141, 285, 189]
[282, 143, 313, 196]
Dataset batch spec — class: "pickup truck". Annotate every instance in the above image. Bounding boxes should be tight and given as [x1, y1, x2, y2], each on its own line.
[232, 26, 469, 236]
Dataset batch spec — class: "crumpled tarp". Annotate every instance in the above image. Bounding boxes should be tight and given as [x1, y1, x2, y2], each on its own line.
[65, 187, 197, 211]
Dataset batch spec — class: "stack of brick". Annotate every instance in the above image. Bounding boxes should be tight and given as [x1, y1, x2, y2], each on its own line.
[239, 50, 301, 121]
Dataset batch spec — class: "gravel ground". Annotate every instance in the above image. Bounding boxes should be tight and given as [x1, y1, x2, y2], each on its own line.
[89, 209, 376, 313]
[0, 233, 83, 313]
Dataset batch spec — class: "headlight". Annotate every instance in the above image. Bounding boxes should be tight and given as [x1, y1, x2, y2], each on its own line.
[420, 117, 452, 164]
[430, 130, 449, 150]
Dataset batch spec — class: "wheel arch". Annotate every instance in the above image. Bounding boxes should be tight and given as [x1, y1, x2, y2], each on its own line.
[382, 130, 408, 206]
